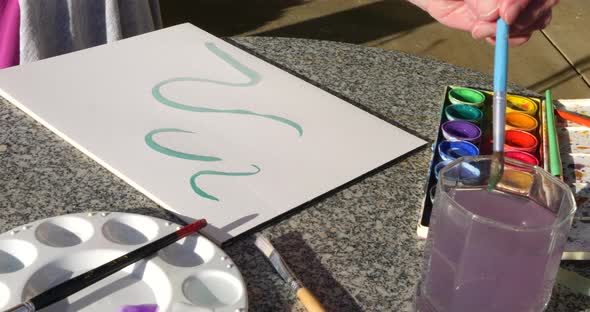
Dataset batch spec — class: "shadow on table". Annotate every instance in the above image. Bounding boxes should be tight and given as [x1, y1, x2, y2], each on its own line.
[160, 0, 434, 46]
[528, 54, 590, 93]
[254, 0, 433, 45]
[273, 232, 363, 312]
[160, 0, 305, 37]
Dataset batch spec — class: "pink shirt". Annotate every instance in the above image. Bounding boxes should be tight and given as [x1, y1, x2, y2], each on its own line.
[0, 0, 19, 69]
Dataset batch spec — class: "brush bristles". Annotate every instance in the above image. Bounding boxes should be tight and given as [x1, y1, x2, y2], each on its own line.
[254, 235, 275, 258]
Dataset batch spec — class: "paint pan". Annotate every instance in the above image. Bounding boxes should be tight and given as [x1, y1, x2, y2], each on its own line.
[0, 212, 248, 312]
[505, 129, 539, 153]
[506, 111, 538, 132]
[434, 160, 452, 180]
[441, 120, 482, 144]
[505, 150, 539, 166]
[448, 87, 486, 108]
[444, 104, 483, 123]
[506, 94, 538, 115]
[438, 140, 479, 161]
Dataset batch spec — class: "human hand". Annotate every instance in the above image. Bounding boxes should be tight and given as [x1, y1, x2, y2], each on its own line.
[409, 0, 558, 46]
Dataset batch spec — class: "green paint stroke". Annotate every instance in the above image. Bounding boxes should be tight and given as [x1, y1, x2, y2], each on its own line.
[152, 42, 303, 136]
[190, 165, 261, 201]
[145, 128, 222, 162]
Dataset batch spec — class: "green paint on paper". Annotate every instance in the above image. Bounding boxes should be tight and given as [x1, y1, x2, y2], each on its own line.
[152, 42, 303, 136]
[145, 128, 222, 162]
[146, 42, 302, 201]
[190, 165, 261, 201]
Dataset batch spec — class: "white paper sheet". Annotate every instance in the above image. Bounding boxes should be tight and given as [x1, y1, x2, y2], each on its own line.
[0, 24, 426, 243]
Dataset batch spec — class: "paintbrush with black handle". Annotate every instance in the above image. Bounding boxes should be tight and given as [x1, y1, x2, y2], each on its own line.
[4, 219, 208, 312]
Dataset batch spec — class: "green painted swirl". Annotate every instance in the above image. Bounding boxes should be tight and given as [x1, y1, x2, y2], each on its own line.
[146, 42, 303, 201]
[145, 128, 221, 162]
[152, 42, 303, 136]
[190, 165, 261, 201]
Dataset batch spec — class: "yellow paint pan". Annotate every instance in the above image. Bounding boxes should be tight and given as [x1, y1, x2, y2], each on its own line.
[506, 94, 538, 115]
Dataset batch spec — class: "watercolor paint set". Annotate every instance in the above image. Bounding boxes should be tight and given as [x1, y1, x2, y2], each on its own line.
[0, 212, 247, 311]
[417, 86, 547, 239]
[417, 86, 590, 259]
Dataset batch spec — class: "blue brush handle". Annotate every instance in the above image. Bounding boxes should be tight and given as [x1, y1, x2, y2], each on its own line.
[492, 18, 509, 153]
[494, 19, 509, 93]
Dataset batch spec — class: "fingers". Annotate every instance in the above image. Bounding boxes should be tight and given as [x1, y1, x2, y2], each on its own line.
[472, 21, 498, 39]
[500, 0, 558, 26]
[486, 34, 532, 46]
[427, 0, 478, 32]
[470, 18, 540, 40]
[499, 0, 532, 24]
[511, 11, 553, 34]
[473, 0, 555, 45]
[465, 0, 501, 21]
[508, 35, 532, 46]
[508, 0, 556, 32]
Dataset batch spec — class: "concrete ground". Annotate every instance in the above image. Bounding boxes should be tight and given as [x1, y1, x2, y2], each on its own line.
[160, 0, 590, 98]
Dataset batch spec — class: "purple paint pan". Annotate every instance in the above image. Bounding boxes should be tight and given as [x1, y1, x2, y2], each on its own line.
[441, 120, 482, 144]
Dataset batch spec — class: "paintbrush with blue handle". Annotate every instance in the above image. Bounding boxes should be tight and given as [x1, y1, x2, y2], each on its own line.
[488, 18, 509, 191]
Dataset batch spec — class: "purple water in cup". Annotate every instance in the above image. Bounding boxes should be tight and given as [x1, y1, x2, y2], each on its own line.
[441, 120, 481, 144]
[415, 156, 576, 312]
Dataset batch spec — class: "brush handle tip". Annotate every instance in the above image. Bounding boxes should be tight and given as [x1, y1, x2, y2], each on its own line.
[297, 288, 326, 312]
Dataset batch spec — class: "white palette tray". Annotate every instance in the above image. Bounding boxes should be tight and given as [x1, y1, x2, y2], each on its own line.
[0, 212, 247, 311]
[557, 99, 590, 259]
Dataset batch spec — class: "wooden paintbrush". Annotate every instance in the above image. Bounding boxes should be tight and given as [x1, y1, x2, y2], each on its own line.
[254, 235, 326, 312]
[4, 219, 208, 312]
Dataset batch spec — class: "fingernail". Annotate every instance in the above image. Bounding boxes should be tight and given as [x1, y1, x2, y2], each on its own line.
[472, 24, 496, 39]
[505, 4, 522, 23]
[477, 1, 499, 18]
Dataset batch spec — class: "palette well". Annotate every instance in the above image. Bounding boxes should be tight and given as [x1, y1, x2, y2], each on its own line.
[0, 212, 247, 312]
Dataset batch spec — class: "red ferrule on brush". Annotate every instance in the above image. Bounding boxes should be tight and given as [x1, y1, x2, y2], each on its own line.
[175, 219, 208, 238]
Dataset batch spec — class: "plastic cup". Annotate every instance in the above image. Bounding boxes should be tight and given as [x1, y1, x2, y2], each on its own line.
[415, 156, 576, 312]
[434, 160, 452, 180]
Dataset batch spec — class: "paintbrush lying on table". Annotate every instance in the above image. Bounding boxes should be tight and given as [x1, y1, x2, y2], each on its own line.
[4, 219, 208, 312]
[255, 235, 326, 312]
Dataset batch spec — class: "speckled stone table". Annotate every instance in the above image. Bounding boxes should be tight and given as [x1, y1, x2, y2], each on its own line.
[1, 37, 589, 312]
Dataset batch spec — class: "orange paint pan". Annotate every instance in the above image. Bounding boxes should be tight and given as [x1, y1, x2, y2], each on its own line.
[505, 111, 538, 132]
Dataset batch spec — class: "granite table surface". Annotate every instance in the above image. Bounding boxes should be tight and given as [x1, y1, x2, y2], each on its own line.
[1, 37, 589, 312]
